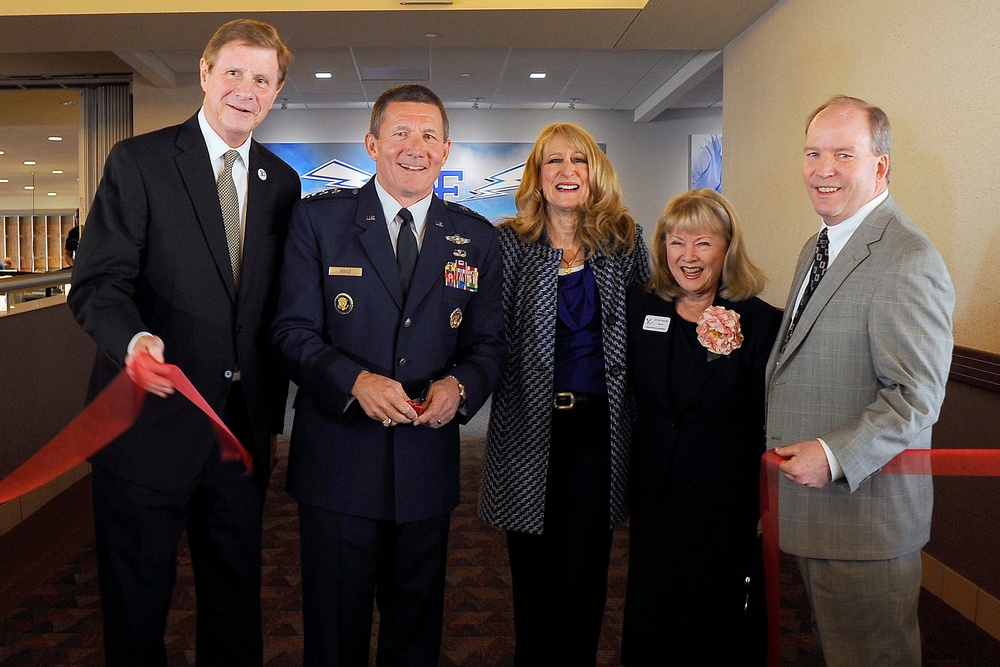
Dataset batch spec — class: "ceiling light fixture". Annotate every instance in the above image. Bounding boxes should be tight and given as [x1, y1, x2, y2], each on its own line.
[400, 1, 453, 5]
[52, 170, 64, 174]
[0, 179, 8, 183]
[529, 72, 546, 79]
[424, 32, 439, 38]
[48, 136, 63, 141]
[315, 72, 333, 79]
[23, 161, 36, 165]
[24, 185, 34, 190]
[47, 192, 57, 197]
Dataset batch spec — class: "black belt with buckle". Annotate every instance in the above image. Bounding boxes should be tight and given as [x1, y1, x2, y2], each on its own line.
[553, 392, 598, 410]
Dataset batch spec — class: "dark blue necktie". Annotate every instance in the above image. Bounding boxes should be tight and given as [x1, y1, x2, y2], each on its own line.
[396, 208, 418, 296]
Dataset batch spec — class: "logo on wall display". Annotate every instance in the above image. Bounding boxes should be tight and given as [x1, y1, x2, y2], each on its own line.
[334, 292, 354, 315]
[263, 141, 603, 222]
[444, 260, 478, 293]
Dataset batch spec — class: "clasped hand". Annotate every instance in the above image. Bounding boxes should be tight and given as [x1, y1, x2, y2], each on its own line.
[351, 371, 460, 429]
[774, 439, 833, 488]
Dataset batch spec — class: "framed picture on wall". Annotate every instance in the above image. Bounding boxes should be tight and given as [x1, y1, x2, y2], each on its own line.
[690, 134, 723, 192]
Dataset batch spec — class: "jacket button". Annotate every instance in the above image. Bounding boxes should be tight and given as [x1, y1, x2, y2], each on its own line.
[223, 370, 233, 379]
[605, 314, 617, 326]
[609, 364, 622, 377]
[403, 318, 412, 328]
[399, 358, 408, 367]
[236, 324, 243, 334]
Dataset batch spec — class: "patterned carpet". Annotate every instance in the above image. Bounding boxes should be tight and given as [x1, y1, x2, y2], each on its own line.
[2, 435, 1000, 665]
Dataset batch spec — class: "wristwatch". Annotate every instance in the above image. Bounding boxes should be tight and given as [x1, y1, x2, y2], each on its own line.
[445, 374, 466, 404]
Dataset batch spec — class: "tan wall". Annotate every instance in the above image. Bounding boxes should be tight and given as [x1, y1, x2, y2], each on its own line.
[722, 0, 1000, 352]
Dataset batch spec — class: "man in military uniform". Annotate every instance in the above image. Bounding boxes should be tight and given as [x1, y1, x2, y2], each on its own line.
[271, 83, 506, 666]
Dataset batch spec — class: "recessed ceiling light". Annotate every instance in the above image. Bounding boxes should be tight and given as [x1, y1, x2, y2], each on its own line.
[0, 179, 8, 183]
[48, 136, 63, 141]
[47, 192, 57, 197]
[23, 160, 36, 165]
[52, 170, 63, 174]
[24, 185, 34, 190]
[314, 72, 333, 79]
[529, 72, 547, 79]
[424, 33, 438, 38]
[0, 150, 5, 155]
[460, 73, 472, 77]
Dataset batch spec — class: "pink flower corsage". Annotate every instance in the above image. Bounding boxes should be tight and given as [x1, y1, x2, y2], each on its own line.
[696, 305, 744, 361]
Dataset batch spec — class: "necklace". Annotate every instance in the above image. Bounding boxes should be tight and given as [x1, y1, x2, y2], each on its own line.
[561, 245, 583, 267]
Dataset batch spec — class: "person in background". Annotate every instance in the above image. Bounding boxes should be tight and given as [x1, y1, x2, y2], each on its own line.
[271, 83, 506, 666]
[2, 257, 12, 270]
[479, 122, 649, 666]
[68, 19, 299, 665]
[64, 222, 79, 267]
[766, 95, 955, 666]
[621, 189, 779, 665]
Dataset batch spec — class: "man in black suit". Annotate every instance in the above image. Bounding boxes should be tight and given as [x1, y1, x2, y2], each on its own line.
[271, 83, 506, 665]
[68, 19, 300, 665]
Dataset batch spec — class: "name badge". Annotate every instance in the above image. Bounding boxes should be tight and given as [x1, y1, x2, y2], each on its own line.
[642, 315, 671, 332]
[329, 267, 363, 277]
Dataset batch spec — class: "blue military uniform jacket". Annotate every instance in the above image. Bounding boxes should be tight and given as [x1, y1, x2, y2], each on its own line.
[271, 179, 507, 523]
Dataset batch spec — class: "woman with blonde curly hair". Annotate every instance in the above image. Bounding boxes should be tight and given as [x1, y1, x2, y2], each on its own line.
[622, 189, 779, 665]
[479, 122, 649, 665]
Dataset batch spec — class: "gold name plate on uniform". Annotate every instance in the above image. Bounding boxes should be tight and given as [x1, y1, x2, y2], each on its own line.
[329, 267, 363, 277]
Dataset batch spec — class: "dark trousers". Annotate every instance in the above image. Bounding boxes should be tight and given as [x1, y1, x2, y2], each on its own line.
[92, 384, 266, 666]
[622, 499, 764, 666]
[506, 398, 613, 667]
[298, 506, 451, 667]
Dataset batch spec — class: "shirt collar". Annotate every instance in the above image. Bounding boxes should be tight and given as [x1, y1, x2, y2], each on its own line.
[197, 107, 251, 167]
[822, 189, 889, 264]
[373, 177, 433, 234]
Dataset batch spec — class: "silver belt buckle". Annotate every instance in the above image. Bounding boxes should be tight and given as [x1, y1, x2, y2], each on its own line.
[554, 392, 575, 410]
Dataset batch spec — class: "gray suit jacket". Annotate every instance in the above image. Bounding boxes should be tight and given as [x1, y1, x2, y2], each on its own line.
[765, 195, 955, 560]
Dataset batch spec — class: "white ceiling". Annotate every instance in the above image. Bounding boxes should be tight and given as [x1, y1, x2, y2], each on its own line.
[0, 1, 780, 210]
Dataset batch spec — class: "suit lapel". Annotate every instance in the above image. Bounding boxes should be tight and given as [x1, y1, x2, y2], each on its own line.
[239, 142, 272, 308]
[780, 199, 895, 357]
[403, 196, 451, 318]
[175, 116, 237, 304]
[356, 181, 405, 310]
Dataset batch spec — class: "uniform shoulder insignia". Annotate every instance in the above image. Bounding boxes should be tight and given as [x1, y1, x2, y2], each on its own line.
[443, 200, 492, 226]
[304, 187, 360, 200]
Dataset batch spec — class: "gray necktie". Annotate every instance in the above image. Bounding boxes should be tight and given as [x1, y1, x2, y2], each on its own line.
[218, 150, 242, 289]
[396, 208, 418, 296]
[783, 227, 829, 349]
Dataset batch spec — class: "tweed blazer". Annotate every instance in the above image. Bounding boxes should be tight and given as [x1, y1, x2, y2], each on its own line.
[765, 196, 955, 560]
[479, 223, 650, 534]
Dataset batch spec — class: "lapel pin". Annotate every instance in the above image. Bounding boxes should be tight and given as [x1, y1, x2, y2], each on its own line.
[257, 168, 267, 181]
[446, 234, 471, 245]
[435, 221, 444, 227]
[453, 249, 467, 258]
[366, 215, 377, 221]
[334, 293, 354, 315]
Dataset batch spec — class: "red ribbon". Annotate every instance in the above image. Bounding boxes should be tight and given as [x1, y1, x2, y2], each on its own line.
[761, 447, 1000, 666]
[0, 352, 251, 505]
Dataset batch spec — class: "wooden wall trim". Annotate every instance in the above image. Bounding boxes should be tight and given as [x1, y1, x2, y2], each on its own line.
[950, 346, 1000, 393]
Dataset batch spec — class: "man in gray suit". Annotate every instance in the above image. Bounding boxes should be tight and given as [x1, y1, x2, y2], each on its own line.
[766, 95, 955, 666]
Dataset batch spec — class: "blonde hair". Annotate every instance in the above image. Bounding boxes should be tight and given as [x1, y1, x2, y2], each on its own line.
[648, 189, 765, 301]
[504, 122, 636, 255]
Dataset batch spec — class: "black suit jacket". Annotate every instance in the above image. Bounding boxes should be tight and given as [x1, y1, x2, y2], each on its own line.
[271, 180, 507, 523]
[69, 113, 301, 489]
[626, 287, 781, 509]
